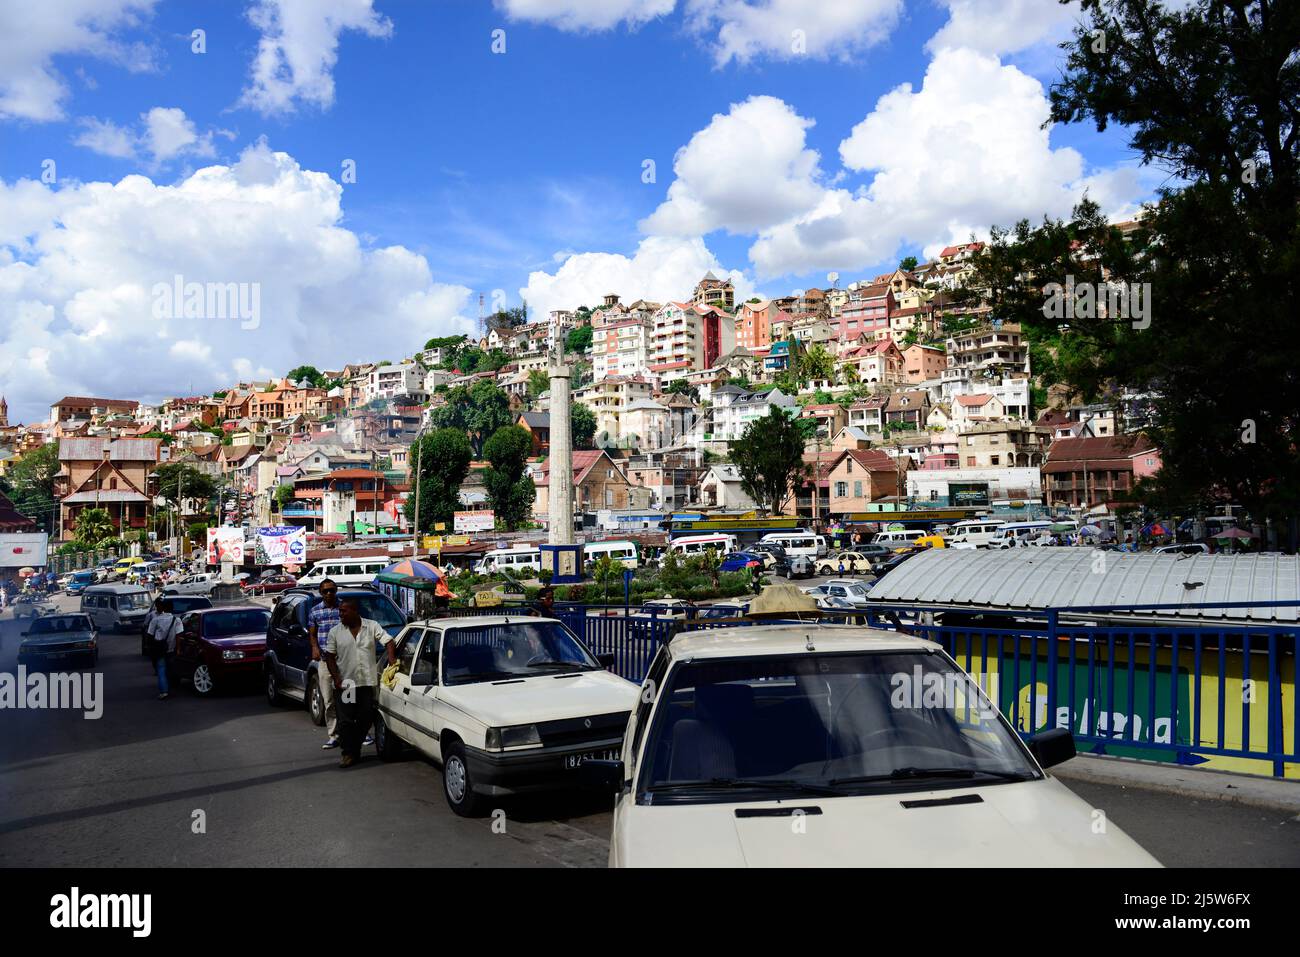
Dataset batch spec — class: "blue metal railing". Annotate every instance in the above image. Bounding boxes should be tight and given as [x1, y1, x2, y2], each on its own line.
[431, 598, 1298, 778]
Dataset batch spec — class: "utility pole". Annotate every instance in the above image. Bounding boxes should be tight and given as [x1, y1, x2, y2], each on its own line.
[411, 431, 423, 558]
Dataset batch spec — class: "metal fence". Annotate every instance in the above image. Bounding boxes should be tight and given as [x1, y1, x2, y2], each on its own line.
[443, 597, 1298, 779]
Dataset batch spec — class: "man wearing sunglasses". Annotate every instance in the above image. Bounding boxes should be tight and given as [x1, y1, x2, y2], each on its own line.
[308, 579, 343, 749]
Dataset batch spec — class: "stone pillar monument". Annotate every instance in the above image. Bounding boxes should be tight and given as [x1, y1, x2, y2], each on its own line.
[547, 334, 576, 578]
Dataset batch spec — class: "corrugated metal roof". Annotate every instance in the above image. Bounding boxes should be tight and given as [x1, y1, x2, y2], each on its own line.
[868, 549, 1300, 623]
[58, 438, 160, 461]
[62, 490, 150, 503]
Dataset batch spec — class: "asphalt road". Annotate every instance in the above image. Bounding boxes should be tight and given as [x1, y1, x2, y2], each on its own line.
[0, 593, 1295, 868]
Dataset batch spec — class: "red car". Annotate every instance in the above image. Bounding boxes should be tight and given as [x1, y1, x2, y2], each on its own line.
[241, 573, 298, 594]
[174, 606, 271, 696]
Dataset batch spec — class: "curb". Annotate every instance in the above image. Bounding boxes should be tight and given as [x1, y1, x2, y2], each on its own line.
[1052, 753, 1300, 814]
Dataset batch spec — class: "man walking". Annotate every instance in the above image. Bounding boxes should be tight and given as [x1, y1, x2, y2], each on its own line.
[308, 579, 343, 750]
[147, 598, 183, 700]
[322, 597, 396, 768]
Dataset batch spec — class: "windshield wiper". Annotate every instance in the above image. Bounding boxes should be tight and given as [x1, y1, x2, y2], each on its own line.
[647, 777, 846, 796]
[526, 660, 593, 670]
[829, 767, 1036, 786]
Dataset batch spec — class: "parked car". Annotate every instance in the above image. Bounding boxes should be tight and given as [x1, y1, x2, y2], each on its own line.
[174, 606, 272, 696]
[140, 595, 215, 655]
[66, 571, 98, 595]
[17, 613, 99, 669]
[590, 624, 1160, 867]
[693, 601, 750, 620]
[746, 543, 785, 569]
[241, 573, 298, 594]
[771, 551, 813, 579]
[11, 593, 57, 620]
[869, 546, 928, 577]
[628, 598, 696, 639]
[815, 551, 877, 575]
[374, 615, 638, 816]
[163, 573, 221, 597]
[94, 559, 117, 582]
[720, 551, 765, 573]
[803, 580, 872, 608]
[264, 587, 407, 725]
[80, 583, 153, 633]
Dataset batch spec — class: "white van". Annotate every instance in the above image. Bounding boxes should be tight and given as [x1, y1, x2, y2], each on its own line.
[298, 557, 390, 589]
[871, 529, 928, 551]
[990, 521, 1055, 548]
[584, 540, 640, 569]
[474, 546, 542, 575]
[758, 531, 828, 559]
[945, 520, 1006, 549]
[669, 534, 738, 557]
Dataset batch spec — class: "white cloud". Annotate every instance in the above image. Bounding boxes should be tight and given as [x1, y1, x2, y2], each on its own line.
[641, 95, 824, 237]
[926, 0, 1076, 57]
[74, 107, 221, 166]
[240, 0, 393, 115]
[748, 47, 1144, 276]
[518, 235, 751, 319]
[0, 140, 474, 422]
[0, 0, 158, 122]
[494, 0, 676, 31]
[685, 0, 903, 66]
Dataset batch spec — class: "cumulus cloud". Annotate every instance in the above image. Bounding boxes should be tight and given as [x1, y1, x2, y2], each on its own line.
[747, 48, 1144, 275]
[240, 0, 393, 115]
[684, 0, 902, 66]
[0, 0, 159, 122]
[494, 0, 676, 31]
[0, 140, 473, 422]
[518, 235, 751, 319]
[74, 107, 224, 166]
[926, 0, 1076, 57]
[640, 95, 825, 237]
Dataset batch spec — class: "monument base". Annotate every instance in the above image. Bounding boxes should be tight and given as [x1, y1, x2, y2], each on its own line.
[539, 544, 583, 584]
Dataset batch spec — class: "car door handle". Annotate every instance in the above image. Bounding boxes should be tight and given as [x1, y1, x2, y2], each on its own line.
[402, 687, 410, 695]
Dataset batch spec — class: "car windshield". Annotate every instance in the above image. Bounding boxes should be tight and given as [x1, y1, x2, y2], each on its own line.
[306, 594, 404, 631]
[30, 615, 93, 634]
[638, 650, 1039, 804]
[442, 621, 598, 685]
[204, 609, 270, 637]
[118, 592, 151, 611]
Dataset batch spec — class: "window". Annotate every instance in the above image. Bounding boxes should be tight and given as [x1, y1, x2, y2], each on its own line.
[966, 457, 976, 467]
[990, 456, 1000, 466]
[834, 482, 848, 497]
[854, 481, 863, 497]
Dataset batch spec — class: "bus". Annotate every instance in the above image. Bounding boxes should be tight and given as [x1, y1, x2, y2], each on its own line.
[757, 531, 828, 559]
[669, 534, 738, 557]
[584, 540, 640, 569]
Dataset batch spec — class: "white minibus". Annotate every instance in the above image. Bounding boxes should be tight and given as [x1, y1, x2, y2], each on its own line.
[669, 534, 738, 557]
[945, 520, 1006, 549]
[871, 529, 928, 551]
[989, 521, 1055, 548]
[298, 557, 391, 588]
[584, 540, 640, 569]
[757, 531, 828, 559]
[474, 546, 542, 575]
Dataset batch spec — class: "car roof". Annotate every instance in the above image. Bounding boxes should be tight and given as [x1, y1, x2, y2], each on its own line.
[83, 583, 149, 593]
[417, 615, 558, 630]
[189, 604, 267, 615]
[667, 624, 937, 660]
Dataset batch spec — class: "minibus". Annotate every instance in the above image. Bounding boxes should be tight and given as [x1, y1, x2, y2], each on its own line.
[944, 519, 1006, 549]
[870, 529, 929, 551]
[989, 521, 1055, 548]
[474, 546, 542, 575]
[297, 557, 390, 588]
[668, 534, 738, 557]
[757, 531, 828, 559]
[583, 540, 640, 569]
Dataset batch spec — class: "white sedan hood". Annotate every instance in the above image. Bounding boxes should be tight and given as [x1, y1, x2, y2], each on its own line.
[616, 776, 1160, 867]
[439, 670, 638, 727]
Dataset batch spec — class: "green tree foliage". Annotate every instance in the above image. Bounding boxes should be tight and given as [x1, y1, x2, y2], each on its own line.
[3, 442, 59, 533]
[565, 325, 593, 354]
[665, 379, 700, 401]
[287, 365, 326, 388]
[798, 343, 835, 383]
[526, 368, 550, 398]
[731, 407, 808, 515]
[74, 507, 116, 546]
[424, 334, 467, 352]
[430, 381, 514, 456]
[153, 463, 218, 513]
[274, 483, 296, 512]
[571, 402, 597, 451]
[959, 0, 1300, 514]
[899, 255, 919, 271]
[405, 428, 472, 533]
[483, 425, 537, 530]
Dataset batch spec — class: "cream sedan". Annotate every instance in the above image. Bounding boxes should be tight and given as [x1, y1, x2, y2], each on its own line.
[589, 626, 1160, 867]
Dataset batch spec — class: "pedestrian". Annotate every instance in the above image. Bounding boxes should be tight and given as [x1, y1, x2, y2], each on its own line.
[307, 579, 344, 750]
[751, 564, 763, 595]
[146, 598, 183, 700]
[433, 574, 453, 611]
[322, 597, 396, 769]
[533, 586, 556, 617]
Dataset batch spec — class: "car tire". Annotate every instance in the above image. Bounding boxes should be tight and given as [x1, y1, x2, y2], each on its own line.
[191, 663, 216, 696]
[265, 665, 287, 707]
[308, 673, 326, 726]
[442, 742, 483, 817]
[374, 714, 402, 761]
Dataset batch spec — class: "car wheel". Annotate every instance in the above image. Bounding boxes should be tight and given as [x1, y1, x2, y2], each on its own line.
[308, 673, 326, 726]
[374, 715, 402, 761]
[265, 666, 287, 707]
[192, 663, 216, 696]
[442, 742, 483, 817]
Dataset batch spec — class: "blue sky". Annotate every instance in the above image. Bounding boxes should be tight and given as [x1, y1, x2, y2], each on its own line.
[0, 0, 1159, 421]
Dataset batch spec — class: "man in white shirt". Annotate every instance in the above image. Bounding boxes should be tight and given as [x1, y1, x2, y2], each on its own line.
[323, 597, 396, 767]
[147, 599, 184, 701]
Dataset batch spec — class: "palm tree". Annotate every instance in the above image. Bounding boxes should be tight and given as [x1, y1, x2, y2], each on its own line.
[799, 343, 835, 385]
[74, 507, 116, 546]
[838, 362, 860, 387]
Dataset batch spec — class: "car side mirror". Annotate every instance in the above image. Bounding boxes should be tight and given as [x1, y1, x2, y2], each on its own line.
[578, 758, 625, 794]
[596, 653, 615, 670]
[1027, 728, 1076, 769]
[406, 612, 418, 623]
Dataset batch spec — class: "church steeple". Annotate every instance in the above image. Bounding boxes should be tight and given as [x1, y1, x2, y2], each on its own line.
[0, 395, 7, 428]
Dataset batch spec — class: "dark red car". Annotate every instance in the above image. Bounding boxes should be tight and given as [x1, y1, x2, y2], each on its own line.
[174, 606, 272, 696]
[241, 573, 298, 594]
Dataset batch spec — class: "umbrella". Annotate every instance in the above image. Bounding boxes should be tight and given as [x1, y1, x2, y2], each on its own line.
[17, 567, 34, 577]
[1214, 528, 1255, 540]
[1079, 524, 1102, 535]
[1141, 522, 1170, 536]
[375, 558, 442, 585]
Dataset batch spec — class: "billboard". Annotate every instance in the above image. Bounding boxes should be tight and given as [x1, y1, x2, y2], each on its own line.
[255, 526, 308, 566]
[0, 533, 49, 568]
[454, 511, 495, 534]
[205, 526, 245, 565]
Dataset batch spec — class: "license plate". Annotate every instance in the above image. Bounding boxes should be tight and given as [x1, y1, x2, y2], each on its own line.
[562, 748, 620, 769]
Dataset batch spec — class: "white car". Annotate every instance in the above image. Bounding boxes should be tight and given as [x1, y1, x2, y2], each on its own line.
[162, 573, 220, 596]
[593, 625, 1161, 867]
[374, 615, 640, 816]
[803, 580, 872, 609]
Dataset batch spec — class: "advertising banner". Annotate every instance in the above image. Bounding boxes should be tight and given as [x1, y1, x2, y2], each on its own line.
[0, 533, 49, 568]
[255, 526, 307, 566]
[205, 526, 245, 565]
[454, 511, 495, 534]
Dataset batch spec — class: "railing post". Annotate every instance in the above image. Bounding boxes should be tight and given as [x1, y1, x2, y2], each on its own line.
[1046, 608, 1059, 739]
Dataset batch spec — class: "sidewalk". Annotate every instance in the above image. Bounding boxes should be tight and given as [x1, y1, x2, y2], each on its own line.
[1052, 753, 1300, 813]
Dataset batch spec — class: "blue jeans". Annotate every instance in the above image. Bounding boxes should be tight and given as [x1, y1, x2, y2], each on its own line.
[155, 654, 171, 695]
